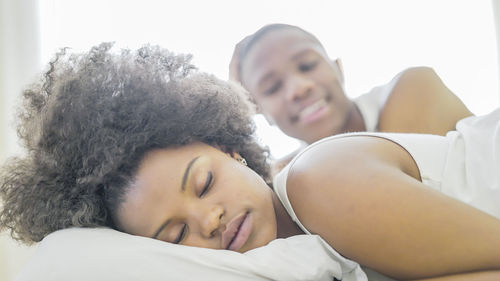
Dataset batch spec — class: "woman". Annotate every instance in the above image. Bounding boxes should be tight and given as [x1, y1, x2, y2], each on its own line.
[1, 43, 499, 280]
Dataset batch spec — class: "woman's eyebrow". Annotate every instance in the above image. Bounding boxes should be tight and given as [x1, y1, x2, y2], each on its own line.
[181, 156, 200, 191]
[152, 156, 200, 239]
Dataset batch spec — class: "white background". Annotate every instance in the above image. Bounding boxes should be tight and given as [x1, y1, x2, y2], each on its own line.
[39, 0, 500, 158]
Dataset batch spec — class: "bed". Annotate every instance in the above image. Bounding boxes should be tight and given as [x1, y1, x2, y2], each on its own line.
[14, 227, 369, 281]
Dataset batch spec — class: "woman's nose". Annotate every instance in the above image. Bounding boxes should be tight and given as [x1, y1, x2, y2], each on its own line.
[199, 205, 225, 238]
[285, 74, 314, 102]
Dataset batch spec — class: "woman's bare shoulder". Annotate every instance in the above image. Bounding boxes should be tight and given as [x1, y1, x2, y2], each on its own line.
[282, 134, 500, 279]
[286, 135, 419, 194]
[283, 134, 421, 236]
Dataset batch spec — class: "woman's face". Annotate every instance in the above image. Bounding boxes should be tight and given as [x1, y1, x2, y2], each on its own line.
[116, 142, 277, 253]
[240, 28, 351, 144]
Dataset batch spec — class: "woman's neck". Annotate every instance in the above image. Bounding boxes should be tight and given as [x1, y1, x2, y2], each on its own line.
[271, 192, 304, 238]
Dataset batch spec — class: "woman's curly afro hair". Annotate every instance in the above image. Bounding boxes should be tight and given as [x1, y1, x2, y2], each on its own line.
[0, 42, 270, 244]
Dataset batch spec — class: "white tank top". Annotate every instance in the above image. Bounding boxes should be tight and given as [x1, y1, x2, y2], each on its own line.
[273, 108, 500, 280]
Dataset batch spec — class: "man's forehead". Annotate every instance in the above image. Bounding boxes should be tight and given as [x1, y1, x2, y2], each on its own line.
[254, 28, 321, 55]
[242, 32, 327, 87]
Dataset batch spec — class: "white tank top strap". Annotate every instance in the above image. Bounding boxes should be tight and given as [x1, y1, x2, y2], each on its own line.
[355, 132, 450, 190]
[273, 132, 449, 233]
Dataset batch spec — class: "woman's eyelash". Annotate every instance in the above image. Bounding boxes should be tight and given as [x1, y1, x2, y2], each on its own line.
[199, 171, 213, 197]
[174, 224, 187, 244]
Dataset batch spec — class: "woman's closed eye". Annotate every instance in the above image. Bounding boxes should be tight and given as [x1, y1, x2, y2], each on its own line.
[174, 224, 188, 244]
[172, 171, 212, 244]
[199, 171, 213, 197]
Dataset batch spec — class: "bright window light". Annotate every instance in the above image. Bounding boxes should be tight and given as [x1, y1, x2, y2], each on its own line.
[39, 0, 499, 158]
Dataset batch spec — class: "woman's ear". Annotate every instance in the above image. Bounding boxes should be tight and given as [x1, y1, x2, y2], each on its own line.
[213, 146, 248, 166]
[230, 151, 247, 166]
[226, 150, 240, 160]
[217, 145, 232, 156]
[221, 149, 248, 166]
[217, 146, 238, 158]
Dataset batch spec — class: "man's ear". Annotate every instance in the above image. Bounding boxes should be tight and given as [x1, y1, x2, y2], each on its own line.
[332, 58, 345, 85]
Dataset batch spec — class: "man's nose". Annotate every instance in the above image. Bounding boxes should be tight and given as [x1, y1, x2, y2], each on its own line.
[285, 74, 314, 102]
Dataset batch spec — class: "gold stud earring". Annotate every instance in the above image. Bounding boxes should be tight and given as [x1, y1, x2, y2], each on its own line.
[237, 157, 247, 166]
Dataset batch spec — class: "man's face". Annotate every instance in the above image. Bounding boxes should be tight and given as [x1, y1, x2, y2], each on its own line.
[241, 28, 351, 144]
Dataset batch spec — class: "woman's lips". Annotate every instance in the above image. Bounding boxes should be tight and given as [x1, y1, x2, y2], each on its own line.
[222, 212, 252, 251]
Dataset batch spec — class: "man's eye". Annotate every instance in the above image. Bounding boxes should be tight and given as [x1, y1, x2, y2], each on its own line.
[264, 81, 282, 96]
[299, 61, 318, 72]
[174, 224, 187, 244]
[199, 171, 213, 197]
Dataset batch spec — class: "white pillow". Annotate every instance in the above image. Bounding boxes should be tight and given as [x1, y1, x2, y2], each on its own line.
[15, 227, 368, 281]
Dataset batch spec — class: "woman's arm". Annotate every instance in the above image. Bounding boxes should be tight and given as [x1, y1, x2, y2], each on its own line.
[286, 136, 500, 280]
[378, 67, 473, 135]
[413, 270, 500, 281]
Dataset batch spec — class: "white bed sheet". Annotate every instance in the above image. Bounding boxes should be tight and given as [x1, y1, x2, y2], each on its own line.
[15, 227, 368, 281]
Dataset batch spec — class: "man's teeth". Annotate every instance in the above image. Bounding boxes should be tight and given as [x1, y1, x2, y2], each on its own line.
[300, 99, 326, 119]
